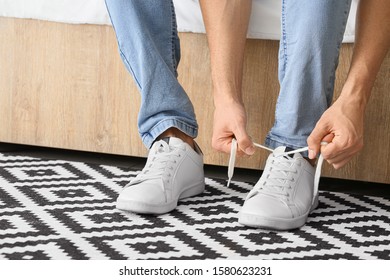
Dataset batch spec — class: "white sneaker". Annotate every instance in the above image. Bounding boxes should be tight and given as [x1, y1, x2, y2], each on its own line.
[116, 137, 205, 214]
[238, 146, 319, 230]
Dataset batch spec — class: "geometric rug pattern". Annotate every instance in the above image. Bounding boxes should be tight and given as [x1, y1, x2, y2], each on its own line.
[1, 152, 389, 260]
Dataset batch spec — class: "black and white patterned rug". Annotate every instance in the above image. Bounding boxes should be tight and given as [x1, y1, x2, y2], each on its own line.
[0, 152, 389, 260]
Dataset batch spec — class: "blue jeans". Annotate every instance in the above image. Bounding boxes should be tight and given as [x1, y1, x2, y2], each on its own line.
[105, 0, 352, 150]
[265, 0, 352, 150]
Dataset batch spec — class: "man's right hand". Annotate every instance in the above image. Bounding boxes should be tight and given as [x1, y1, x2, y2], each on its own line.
[212, 99, 255, 157]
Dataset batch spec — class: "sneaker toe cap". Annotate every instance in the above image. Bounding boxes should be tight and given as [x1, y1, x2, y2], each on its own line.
[241, 194, 293, 219]
[118, 181, 167, 205]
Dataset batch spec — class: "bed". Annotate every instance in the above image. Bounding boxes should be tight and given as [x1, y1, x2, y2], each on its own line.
[0, 0, 358, 41]
[1, 0, 389, 184]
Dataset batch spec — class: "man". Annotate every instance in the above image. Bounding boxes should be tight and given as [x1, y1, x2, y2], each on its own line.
[105, 0, 390, 230]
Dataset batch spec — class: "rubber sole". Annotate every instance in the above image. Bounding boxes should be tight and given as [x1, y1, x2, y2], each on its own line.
[116, 182, 205, 215]
[238, 195, 319, 230]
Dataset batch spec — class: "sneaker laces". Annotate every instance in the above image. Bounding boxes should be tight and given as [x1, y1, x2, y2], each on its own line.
[131, 140, 183, 185]
[227, 139, 326, 205]
[257, 153, 302, 197]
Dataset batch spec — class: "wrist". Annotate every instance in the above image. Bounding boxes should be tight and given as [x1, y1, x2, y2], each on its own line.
[338, 78, 373, 108]
[212, 87, 244, 106]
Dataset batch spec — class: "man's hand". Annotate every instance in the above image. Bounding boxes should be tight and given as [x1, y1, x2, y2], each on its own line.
[199, 0, 253, 157]
[213, 99, 255, 156]
[307, 95, 365, 169]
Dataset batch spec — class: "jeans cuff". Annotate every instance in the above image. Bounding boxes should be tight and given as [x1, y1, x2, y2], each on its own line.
[142, 118, 198, 148]
[265, 135, 309, 158]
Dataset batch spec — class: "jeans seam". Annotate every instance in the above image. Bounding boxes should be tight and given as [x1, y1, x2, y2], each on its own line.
[325, 0, 352, 102]
[281, 0, 288, 79]
[105, 0, 142, 89]
[119, 49, 142, 89]
[275, 0, 288, 126]
[169, 0, 179, 77]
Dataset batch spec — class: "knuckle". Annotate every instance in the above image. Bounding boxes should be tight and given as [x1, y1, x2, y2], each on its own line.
[307, 135, 314, 144]
[321, 150, 332, 159]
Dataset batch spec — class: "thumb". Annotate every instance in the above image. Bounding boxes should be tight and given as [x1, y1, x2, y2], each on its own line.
[235, 128, 255, 156]
[307, 122, 331, 159]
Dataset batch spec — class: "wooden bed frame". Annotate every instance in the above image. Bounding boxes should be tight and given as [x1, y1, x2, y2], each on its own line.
[1, 17, 389, 184]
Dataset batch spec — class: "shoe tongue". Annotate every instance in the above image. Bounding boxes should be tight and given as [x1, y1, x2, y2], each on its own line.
[152, 137, 184, 153]
[284, 146, 295, 158]
[161, 137, 184, 146]
[161, 137, 170, 144]
[273, 146, 289, 154]
[274, 146, 302, 159]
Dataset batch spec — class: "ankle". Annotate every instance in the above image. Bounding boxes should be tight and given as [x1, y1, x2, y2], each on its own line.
[157, 128, 195, 149]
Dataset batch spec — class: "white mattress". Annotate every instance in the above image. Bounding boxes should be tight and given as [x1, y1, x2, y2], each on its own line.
[0, 0, 358, 42]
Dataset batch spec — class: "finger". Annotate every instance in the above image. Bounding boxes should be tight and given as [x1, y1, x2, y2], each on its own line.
[321, 133, 335, 144]
[324, 148, 351, 164]
[331, 155, 354, 169]
[307, 122, 332, 159]
[320, 141, 343, 160]
[312, 133, 335, 158]
[321, 135, 359, 160]
[212, 136, 248, 157]
[211, 136, 231, 154]
[235, 128, 255, 156]
[323, 144, 359, 167]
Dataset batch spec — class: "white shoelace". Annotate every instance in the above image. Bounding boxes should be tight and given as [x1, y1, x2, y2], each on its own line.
[131, 140, 183, 185]
[227, 139, 326, 205]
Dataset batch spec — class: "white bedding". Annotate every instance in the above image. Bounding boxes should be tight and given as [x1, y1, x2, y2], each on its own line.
[0, 0, 358, 42]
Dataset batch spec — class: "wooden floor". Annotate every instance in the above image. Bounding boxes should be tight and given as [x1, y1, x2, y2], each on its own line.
[1, 17, 389, 183]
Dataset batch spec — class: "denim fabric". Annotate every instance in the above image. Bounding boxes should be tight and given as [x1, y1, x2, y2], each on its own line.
[105, 0, 198, 148]
[265, 0, 352, 151]
[105, 0, 351, 151]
